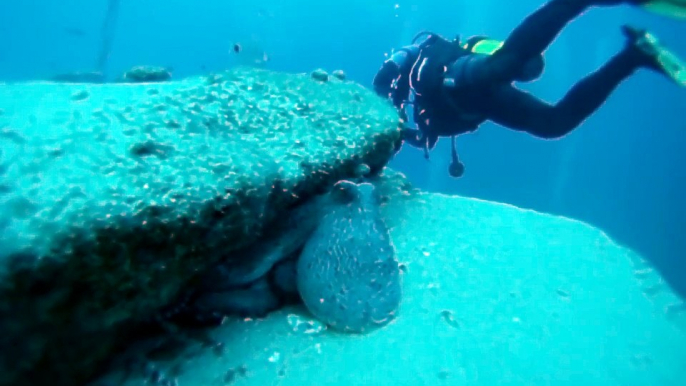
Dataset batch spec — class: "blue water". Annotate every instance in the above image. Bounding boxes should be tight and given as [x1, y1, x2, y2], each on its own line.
[1, 0, 684, 303]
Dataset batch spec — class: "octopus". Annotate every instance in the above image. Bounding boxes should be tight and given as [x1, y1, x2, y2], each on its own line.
[164, 180, 402, 334]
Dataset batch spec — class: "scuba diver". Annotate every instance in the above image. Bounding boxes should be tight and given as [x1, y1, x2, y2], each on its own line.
[373, 0, 686, 178]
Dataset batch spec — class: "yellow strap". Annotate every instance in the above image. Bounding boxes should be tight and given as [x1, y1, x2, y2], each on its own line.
[470, 39, 504, 55]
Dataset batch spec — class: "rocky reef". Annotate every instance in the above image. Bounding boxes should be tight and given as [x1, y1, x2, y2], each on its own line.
[118, 66, 173, 83]
[0, 66, 402, 386]
[91, 169, 686, 386]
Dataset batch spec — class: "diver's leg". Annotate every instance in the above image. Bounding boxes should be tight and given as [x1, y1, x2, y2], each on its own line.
[499, 0, 589, 62]
[484, 0, 642, 82]
[484, 46, 645, 139]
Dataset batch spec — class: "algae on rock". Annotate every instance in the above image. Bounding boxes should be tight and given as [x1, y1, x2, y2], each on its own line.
[0, 67, 402, 386]
[92, 169, 686, 386]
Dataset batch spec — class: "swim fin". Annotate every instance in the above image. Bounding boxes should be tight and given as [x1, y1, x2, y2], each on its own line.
[638, 0, 686, 19]
[623, 25, 686, 87]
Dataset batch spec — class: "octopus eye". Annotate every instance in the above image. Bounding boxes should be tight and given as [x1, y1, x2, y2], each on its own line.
[331, 180, 358, 203]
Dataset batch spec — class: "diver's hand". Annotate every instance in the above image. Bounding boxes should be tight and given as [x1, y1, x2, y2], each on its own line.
[402, 127, 419, 140]
[402, 127, 426, 148]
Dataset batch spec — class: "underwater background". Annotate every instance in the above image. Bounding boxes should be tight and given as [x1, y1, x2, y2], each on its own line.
[2, 0, 683, 297]
[1, 1, 686, 385]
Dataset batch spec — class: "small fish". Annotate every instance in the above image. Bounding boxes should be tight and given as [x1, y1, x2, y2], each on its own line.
[260, 52, 270, 63]
[250, 51, 270, 65]
[231, 40, 269, 67]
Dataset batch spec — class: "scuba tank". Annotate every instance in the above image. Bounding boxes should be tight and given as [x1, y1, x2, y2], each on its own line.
[375, 33, 545, 106]
[462, 36, 545, 82]
[463, 36, 504, 55]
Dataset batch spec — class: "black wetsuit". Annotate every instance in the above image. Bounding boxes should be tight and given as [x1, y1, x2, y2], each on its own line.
[373, 0, 650, 159]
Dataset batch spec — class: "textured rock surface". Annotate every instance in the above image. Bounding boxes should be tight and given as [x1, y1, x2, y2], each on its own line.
[91, 170, 686, 386]
[0, 67, 401, 386]
[119, 66, 173, 83]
